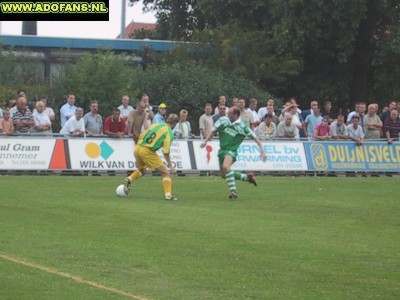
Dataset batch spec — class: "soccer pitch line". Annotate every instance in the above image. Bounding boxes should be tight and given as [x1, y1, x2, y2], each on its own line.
[0, 254, 151, 300]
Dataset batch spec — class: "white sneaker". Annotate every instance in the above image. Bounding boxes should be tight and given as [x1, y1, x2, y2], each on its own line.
[165, 194, 178, 201]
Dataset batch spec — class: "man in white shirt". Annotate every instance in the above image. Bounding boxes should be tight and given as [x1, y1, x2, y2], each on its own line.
[199, 103, 214, 139]
[247, 98, 260, 129]
[347, 115, 364, 145]
[331, 114, 348, 140]
[117, 94, 134, 120]
[60, 107, 85, 136]
[33, 96, 55, 121]
[31, 100, 52, 135]
[258, 98, 275, 120]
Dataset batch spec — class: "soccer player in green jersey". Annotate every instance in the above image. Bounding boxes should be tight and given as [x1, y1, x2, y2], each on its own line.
[200, 106, 267, 199]
[124, 113, 180, 200]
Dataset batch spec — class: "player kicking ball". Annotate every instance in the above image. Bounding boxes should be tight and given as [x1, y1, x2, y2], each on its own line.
[200, 106, 267, 199]
[124, 113, 180, 201]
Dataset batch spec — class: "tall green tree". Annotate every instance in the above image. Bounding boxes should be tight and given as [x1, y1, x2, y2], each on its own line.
[60, 50, 136, 116]
[130, 0, 400, 108]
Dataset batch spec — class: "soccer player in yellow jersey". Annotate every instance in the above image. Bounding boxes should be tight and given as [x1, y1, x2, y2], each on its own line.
[124, 113, 180, 200]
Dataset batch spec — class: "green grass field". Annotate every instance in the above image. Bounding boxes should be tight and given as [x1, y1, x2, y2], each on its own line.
[0, 175, 399, 300]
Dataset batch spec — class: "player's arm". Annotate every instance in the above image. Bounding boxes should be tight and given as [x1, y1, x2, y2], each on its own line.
[163, 153, 176, 174]
[201, 119, 221, 147]
[200, 130, 216, 148]
[162, 131, 176, 173]
[252, 135, 267, 161]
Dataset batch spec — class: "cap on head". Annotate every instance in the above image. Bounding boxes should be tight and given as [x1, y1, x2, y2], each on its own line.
[159, 103, 167, 109]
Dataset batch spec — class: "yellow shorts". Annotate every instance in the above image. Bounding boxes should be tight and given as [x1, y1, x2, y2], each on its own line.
[134, 145, 163, 170]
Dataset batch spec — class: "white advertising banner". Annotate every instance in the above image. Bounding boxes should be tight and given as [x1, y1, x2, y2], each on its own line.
[0, 138, 55, 170]
[68, 139, 136, 170]
[192, 140, 221, 171]
[68, 139, 192, 171]
[156, 140, 192, 170]
[192, 140, 308, 171]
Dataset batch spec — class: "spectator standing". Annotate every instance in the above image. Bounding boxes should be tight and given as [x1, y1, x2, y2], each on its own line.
[347, 116, 364, 145]
[12, 96, 34, 134]
[383, 110, 400, 144]
[288, 97, 302, 116]
[17, 89, 26, 97]
[304, 105, 323, 138]
[346, 102, 359, 124]
[380, 101, 397, 123]
[84, 100, 103, 136]
[276, 114, 297, 139]
[347, 102, 366, 130]
[153, 103, 167, 124]
[214, 95, 229, 114]
[33, 96, 55, 121]
[286, 104, 302, 138]
[364, 103, 382, 139]
[278, 101, 292, 123]
[266, 105, 279, 125]
[103, 108, 126, 138]
[247, 98, 260, 129]
[231, 97, 239, 107]
[31, 100, 52, 135]
[358, 102, 367, 129]
[8, 99, 17, 117]
[199, 103, 214, 139]
[331, 114, 348, 140]
[126, 99, 149, 143]
[212, 103, 227, 123]
[321, 100, 335, 123]
[117, 94, 134, 120]
[238, 98, 254, 131]
[313, 115, 332, 141]
[173, 109, 195, 139]
[0, 108, 14, 135]
[60, 93, 77, 127]
[140, 94, 155, 125]
[60, 107, 85, 136]
[300, 99, 319, 121]
[256, 113, 276, 140]
[258, 98, 275, 120]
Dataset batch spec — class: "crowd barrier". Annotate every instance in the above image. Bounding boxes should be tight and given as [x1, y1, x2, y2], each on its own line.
[1, 135, 399, 174]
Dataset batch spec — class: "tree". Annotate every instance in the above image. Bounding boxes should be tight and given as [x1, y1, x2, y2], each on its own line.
[131, 62, 270, 134]
[59, 50, 136, 116]
[130, 0, 400, 109]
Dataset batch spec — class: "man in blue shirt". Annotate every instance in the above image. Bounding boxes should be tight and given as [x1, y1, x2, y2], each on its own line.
[153, 103, 167, 124]
[60, 93, 77, 127]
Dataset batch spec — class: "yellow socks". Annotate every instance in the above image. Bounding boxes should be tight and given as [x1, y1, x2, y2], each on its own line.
[162, 175, 172, 195]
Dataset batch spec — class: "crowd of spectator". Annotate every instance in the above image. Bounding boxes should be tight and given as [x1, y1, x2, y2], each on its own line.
[1, 90, 399, 144]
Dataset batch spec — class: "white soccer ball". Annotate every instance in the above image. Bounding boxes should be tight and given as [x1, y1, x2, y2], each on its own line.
[116, 184, 128, 197]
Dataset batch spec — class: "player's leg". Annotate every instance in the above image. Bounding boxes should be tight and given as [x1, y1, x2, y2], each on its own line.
[222, 155, 237, 199]
[233, 172, 257, 186]
[125, 146, 146, 193]
[157, 165, 178, 201]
